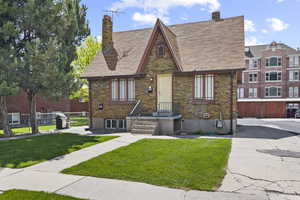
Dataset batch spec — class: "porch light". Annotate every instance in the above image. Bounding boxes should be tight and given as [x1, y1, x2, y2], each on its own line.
[148, 86, 153, 93]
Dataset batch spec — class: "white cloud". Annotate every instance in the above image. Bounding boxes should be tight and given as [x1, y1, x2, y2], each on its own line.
[266, 18, 289, 31]
[132, 12, 170, 24]
[261, 29, 268, 34]
[276, 0, 285, 2]
[112, 0, 221, 13]
[245, 36, 260, 46]
[112, 0, 221, 23]
[245, 20, 256, 32]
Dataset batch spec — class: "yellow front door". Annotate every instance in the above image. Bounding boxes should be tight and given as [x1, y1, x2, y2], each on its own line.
[157, 74, 172, 112]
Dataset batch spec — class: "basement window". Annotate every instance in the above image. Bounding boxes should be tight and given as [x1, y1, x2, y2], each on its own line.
[105, 119, 126, 129]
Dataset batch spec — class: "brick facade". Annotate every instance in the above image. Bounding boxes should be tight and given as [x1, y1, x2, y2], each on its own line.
[90, 29, 237, 133]
[238, 42, 300, 118]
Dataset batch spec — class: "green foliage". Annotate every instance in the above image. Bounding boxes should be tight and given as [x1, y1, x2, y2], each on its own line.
[63, 138, 232, 191]
[0, 190, 84, 200]
[0, 133, 118, 168]
[71, 36, 101, 101]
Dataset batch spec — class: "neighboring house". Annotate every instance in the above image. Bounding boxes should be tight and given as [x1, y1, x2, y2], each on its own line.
[237, 42, 300, 118]
[2, 90, 88, 126]
[82, 12, 245, 135]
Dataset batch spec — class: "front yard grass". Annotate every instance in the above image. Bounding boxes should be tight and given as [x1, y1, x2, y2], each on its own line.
[0, 133, 118, 168]
[0, 190, 84, 200]
[0, 117, 88, 136]
[63, 138, 231, 191]
[0, 125, 56, 135]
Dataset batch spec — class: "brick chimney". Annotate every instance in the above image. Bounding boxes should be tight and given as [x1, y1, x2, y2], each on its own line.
[102, 15, 113, 49]
[212, 11, 221, 21]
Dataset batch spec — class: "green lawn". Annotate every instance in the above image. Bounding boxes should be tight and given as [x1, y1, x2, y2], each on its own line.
[0, 190, 84, 200]
[63, 138, 231, 191]
[0, 117, 88, 136]
[0, 125, 56, 135]
[0, 133, 118, 168]
[70, 117, 88, 127]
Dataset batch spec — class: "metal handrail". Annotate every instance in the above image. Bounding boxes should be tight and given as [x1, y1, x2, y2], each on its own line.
[129, 100, 141, 116]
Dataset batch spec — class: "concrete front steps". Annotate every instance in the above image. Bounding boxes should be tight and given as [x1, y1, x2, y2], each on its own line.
[131, 119, 158, 135]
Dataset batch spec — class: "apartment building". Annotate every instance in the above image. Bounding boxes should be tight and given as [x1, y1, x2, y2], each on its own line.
[237, 42, 300, 118]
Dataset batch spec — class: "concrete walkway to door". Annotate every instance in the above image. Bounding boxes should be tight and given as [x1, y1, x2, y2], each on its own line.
[1, 124, 299, 200]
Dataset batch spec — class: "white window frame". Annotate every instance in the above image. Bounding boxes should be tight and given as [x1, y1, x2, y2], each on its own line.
[248, 88, 257, 98]
[111, 79, 135, 102]
[249, 58, 258, 68]
[289, 70, 299, 81]
[127, 79, 135, 101]
[265, 86, 282, 97]
[237, 88, 244, 99]
[194, 74, 214, 100]
[8, 113, 21, 125]
[266, 56, 282, 67]
[249, 72, 258, 83]
[289, 55, 299, 67]
[112, 79, 119, 101]
[265, 71, 282, 82]
[105, 119, 126, 129]
[119, 79, 127, 101]
[289, 87, 299, 98]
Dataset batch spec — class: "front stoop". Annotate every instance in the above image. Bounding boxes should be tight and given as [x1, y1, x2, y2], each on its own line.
[131, 119, 159, 135]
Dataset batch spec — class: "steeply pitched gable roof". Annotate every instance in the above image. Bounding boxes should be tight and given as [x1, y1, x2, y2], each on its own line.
[137, 19, 182, 73]
[82, 16, 245, 78]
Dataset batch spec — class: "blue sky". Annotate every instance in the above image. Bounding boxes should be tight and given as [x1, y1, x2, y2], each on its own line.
[81, 0, 300, 48]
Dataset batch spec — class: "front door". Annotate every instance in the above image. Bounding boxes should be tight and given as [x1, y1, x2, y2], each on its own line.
[157, 74, 172, 113]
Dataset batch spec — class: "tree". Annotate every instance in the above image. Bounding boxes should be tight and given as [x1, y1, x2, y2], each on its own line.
[13, 0, 90, 134]
[0, 0, 19, 137]
[71, 36, 101, 102]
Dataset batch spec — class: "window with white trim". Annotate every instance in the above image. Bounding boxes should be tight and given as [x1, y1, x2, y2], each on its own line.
[195, 74, 214, 100]
[119, 79, 126, 101]
[8, 113, 20, 125]
[289, 70, 299, 81]
[128, 79, 135, 101]
[266, 56, 282, 67]
[105, 119, 126, 129]
[265, 86, 281, 97]
[248, 88, 257, 98]
[289, 55, 299, 67]
[289, 87, 299, 98]
[265, 71, 281, 82]
[237, 88, 244, 99]
[249, 58, 258, 68]
[111, 79, 135, 101]
[249, 72, 258, 83]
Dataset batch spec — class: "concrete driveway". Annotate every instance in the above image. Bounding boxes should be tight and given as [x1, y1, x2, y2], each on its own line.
[219, 118, 300, 200]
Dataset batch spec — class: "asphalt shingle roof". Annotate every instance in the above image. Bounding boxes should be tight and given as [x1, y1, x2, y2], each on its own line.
[83, 16, 245, 78]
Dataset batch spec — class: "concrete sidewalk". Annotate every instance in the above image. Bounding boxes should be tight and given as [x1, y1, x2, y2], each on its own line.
[0, 131, 299, 200]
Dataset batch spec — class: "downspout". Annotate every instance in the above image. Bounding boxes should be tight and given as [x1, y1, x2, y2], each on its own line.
[88, 80, 93, 129]
[230, 71, 234, 134]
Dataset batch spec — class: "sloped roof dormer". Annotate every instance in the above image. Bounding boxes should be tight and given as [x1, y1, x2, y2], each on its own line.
[136, 19, 182, 73]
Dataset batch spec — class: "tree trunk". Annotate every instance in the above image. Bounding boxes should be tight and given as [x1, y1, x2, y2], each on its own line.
[27, 92, 39, 134]
[0, 96, 13, 137]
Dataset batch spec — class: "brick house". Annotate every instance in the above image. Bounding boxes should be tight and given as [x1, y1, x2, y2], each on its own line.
[237, 42, 300, 118]
[82, 12, 245, 135]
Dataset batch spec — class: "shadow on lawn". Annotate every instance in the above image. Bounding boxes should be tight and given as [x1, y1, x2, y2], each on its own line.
[0, 133, 113, 168]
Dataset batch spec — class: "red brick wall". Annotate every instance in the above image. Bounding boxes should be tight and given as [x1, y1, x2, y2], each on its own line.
[238, 102, 286, 118]
[70, 99, 88, 112]
[6, 90, 87, 114]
